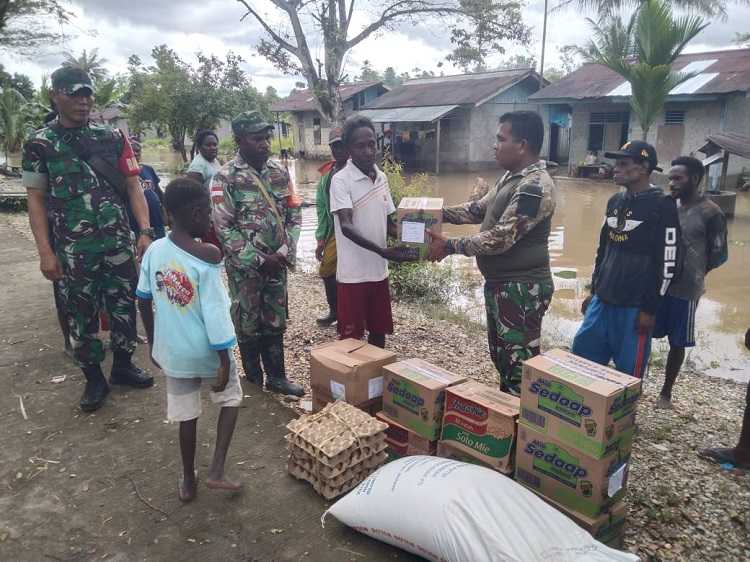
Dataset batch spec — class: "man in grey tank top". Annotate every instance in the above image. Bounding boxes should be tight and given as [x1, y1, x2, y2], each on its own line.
[429, 110, 556, 395]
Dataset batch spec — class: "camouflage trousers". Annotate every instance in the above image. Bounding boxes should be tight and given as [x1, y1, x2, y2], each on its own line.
[226, 263, 287, 343]
[58, 245, 138, 366]
[484, 280, 554, 395]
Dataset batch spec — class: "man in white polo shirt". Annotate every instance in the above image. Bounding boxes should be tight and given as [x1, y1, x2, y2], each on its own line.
[330, 115, 413, 348]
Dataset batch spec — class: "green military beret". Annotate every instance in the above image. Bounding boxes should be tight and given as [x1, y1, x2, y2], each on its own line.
[231, 110, 274, 136]
[51, 66, 95, 95]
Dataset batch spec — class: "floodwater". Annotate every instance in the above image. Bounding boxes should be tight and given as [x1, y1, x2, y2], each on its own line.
[289, 159, 750, 383]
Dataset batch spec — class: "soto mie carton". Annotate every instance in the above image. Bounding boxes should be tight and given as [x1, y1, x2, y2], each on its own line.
[440, 381, 520, 474]
[521, 349, 641, 459]
[376, 412, 437, 458]
[382, 359, 466, 441]
[310, 339, 397, 414]
[515, 423, 630, 519]
[396, 197, 443, 260]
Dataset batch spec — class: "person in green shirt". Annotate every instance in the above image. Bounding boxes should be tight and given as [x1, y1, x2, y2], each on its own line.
[315, 127, 349, 326]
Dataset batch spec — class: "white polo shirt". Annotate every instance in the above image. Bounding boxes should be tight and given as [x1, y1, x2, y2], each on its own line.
[330, 160, 396, 284]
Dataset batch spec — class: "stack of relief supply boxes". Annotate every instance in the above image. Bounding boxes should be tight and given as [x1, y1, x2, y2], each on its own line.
[515, 349, 642, 548]
[286, 401, 388, 500]
[379, 359, 466, 458]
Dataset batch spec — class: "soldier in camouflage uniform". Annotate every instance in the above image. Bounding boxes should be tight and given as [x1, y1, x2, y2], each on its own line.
[429, 111, 556, 395]
[22, 67, 155, 412]
[210, 111, 303, 397]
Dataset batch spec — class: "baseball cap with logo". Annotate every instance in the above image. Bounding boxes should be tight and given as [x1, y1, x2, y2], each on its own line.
[51, 67, 95, 95]
[605, 141, 662, 172]
[328, 126, 343, 144]
[231, 110, 274, 136]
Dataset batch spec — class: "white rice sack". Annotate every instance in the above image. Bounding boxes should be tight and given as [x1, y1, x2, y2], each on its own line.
[323, 456, 639, 562]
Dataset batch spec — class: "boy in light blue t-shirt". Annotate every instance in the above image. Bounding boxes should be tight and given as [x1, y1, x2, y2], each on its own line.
[137, 177, 242, 502]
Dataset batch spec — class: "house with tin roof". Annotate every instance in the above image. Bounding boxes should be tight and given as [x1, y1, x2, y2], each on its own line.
[270, 81, 388, 158]
[530, 48, 750, 187]
[358, 68, 546, 172]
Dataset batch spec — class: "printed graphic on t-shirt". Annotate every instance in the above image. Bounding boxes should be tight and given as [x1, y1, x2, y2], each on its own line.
[155, 269, 195, 307]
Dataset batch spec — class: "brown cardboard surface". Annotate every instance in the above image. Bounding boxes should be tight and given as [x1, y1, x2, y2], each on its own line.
[310, 339, 397, 409]
[396, 197, 443, 259]
[436, 440, 512, 474]
[375, 412, 437, 457]
[521, 349, 641, 458]
[382, 359, 466, 440]
[440, 381, 519, 473]
[539, 495, 627, 548]
[515, 422, 630, 519]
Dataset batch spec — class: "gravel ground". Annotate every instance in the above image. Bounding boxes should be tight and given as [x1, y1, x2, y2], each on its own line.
[4, 209, 748, 562]
[282, 270, 750, 562]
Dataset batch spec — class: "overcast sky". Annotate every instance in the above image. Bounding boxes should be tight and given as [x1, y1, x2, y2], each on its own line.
[3, 0, 749, 96]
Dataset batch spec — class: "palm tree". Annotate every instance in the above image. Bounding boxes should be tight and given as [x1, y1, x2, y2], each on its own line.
[556, 0, 746, 18]
[581, 0, 708, 140]
[62, 48, 109, 82]
[0, 87, 28, 166]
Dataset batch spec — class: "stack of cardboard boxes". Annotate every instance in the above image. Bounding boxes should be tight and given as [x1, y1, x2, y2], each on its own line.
[515, 349, 642, 547]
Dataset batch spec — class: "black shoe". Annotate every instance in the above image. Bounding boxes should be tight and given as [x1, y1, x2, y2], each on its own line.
[80, 364, 110, 412]
[260, 335, 304, 397]
[110, 364, 154, 388]
[238, 341, 264, 385]
[316, 310, 337, 326]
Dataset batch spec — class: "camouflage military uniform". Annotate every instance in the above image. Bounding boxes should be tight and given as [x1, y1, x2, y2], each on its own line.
[444, 161, 556, 395]
[211, 153, 301, 341]
[22, 121, 141, 367]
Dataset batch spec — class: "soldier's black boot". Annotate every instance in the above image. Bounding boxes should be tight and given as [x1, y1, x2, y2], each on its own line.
[238, 340, 264, 385]
[110, 350, 154, 388]
[80, 364, 110, 412]
[316, 276, 337, 326]
[261, 335, 304, 397]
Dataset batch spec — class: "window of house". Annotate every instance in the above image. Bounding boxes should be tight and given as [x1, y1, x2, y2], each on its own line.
[587, 124, 604, 152]
[665, 110, 686, 125]
[313, 117, 322, 145]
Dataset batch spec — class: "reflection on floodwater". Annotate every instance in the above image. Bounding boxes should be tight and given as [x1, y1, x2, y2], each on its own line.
[145, 147, 749, 383]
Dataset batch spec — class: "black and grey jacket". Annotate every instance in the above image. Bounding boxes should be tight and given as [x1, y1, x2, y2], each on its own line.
[591, 187, 680, 314]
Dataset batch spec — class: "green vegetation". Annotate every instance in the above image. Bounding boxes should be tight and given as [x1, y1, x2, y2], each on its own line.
[581, 0, 707, 139]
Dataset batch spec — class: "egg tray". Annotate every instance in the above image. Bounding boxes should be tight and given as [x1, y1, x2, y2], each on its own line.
[288, 443, 388, 480]
[286, 401, 388, 467]
[287, 456, 383, 500]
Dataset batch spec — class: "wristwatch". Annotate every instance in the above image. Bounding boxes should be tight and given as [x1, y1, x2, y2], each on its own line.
[139, 227, 156, 240]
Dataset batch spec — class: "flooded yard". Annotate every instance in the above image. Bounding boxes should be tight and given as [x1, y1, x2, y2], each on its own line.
[289, 158, 750, 383]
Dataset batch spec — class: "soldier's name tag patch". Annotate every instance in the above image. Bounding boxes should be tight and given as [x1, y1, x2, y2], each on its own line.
[210, 185, 224, 204]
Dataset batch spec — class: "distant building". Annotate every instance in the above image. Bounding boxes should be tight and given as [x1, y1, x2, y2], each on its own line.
[530, 48, 750, 187]
[270, 81, 388, 158]
[358, 69, 547, 172]
[90, 103, 130, 137]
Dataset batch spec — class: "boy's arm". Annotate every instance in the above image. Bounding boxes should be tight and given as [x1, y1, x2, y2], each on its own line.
[137, 297, 155, 345]
[212, 349, 231, 392]
[200, 265, 237, 393]
[706, 210, 728, 272]
[641, 197, 680, 321]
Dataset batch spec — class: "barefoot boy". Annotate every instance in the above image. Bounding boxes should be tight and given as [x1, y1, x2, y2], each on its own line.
[137, 177, 242, 501]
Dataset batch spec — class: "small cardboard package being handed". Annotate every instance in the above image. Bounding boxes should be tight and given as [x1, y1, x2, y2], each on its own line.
[396, 197, 443, 260]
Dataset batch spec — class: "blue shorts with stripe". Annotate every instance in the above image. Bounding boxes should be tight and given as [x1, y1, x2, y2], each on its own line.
[653, 295, 698, 348]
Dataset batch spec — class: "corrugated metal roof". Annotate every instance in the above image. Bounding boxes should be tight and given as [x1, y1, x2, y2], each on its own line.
[531, 48, 750, 101]
[270, 81, 384, 113]
[357, 105, 459, 123]
[699, 132, 750, 160]
[364, 69, 539, 109]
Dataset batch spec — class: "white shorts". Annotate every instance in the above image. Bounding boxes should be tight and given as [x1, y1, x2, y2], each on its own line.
[165, 359, 242, 422]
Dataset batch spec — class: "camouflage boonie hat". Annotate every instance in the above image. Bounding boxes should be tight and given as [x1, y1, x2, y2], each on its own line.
[51, 67, 95, 95]
[231, 110, 274, 136]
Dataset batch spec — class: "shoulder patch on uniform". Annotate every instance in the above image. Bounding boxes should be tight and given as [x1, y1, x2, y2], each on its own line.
[517, 179, 544, 217]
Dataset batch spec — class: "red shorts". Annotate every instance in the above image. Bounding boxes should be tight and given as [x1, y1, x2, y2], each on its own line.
[337, 279, 394, 340]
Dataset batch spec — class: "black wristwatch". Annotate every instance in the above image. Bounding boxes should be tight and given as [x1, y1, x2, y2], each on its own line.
[139, 227, 156, 239]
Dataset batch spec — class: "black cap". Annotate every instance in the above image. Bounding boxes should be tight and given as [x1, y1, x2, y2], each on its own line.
[51, 66, 95, 95]
[605, 141, 662, 172]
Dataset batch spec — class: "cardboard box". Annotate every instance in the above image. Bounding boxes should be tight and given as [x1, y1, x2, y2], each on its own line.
[549, 497, 626, 548]
[376, 412, 437, 458]
[310, 339, 397, 412]
[382, 359, 466, 441]
[515, 422, 630, 519]
[440, 381, 520, 474]
[521, 349, 641, 459]
[396, 197, 443, 259]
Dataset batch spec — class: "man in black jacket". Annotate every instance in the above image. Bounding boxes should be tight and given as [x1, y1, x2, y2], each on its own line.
[572, 141, 679, 378]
